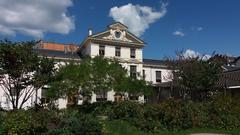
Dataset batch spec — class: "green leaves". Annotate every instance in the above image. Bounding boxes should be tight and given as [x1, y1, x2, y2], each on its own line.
[48, 56, 151, 104]
[0, 40, 55, 109]
[33, 57, 56, 88]
[169, 53, 222, 101]
[0, 40, 37, 78]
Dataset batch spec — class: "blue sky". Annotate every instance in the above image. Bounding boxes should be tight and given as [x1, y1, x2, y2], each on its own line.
[0, 0, 239, 59]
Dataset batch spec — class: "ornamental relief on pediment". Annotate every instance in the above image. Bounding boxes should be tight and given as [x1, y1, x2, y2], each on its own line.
[102, 29, 133, 43]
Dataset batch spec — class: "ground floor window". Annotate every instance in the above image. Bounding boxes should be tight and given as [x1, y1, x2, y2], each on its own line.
[67, 93, 79, 106]
[41, 87, 50, 105]
[40, 98, 50, 105]
[129, 94, 138, 101]
[114, 95, 124, 102]
[96, 91, 107, 101]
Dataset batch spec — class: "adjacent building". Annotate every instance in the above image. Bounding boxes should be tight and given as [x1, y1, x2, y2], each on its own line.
[216, 57, 240, 95]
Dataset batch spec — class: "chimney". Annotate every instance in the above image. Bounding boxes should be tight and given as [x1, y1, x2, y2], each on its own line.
[64, 45, 68, 54]
[69, 44, 75, 54]
[88, 28, 93, 36]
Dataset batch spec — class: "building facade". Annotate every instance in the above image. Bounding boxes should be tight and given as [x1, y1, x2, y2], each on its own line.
[79, 22, 172, 104]
[0, 22, 172, 109]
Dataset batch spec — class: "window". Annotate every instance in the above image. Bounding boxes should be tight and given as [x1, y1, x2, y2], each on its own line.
[115, 31, 122, 39]
[99, 45, 105, 56]
[114, 95, 124, 102]
[41, 87, 50, 104]
[130, 65, 137, 79]
[156, 71, 162, 83]
[115, 46, 121, 57]
[41, 98, 50, 105]
[67, 92, 79, 106]
[96, 91, 107, 101]
[130, 48, 136, 58]
[143, 69, 145, 79]
[129, 94, 138, 100]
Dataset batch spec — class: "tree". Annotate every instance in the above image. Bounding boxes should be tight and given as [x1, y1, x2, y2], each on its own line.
[209, 54, 233, 66]
[167, 51, 222, 101]
[47, 56, 151, 105]
[114, 75, 152, 100]
[0, 40, 55, 109]
[47, 59, 92, 106]
[88, 56, 152, 101]
[87, 56, 128, 100]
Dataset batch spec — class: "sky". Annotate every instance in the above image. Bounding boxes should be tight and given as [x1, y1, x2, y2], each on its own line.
[0, 0, 239, 59]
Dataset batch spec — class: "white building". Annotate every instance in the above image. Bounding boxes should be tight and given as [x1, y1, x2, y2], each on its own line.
[80, 22, 172, 83]
[0, 22, 172, 109]
[79, 22, 172, 103]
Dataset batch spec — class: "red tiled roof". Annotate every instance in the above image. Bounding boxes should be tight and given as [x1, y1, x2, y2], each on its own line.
[36, 41, 79, 52]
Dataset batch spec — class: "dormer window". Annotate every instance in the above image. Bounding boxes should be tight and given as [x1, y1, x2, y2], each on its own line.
[99, 45, 105, 56]
[130, 48, 136, 58]
[115, 46, 121, 57]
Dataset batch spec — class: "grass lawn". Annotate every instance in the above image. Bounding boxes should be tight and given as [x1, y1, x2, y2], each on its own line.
[104, 120, 240, 135]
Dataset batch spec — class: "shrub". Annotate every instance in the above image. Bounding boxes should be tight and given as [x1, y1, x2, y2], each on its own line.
[188, 102, 208, 128]
[157, 99, 209, 130]
[3, 110, 33, 135]
[110, 101, 143, 120]
[109, 101, 148, 131]
[76, 114, 103, 135]
[78, 101, 115, 116]
[3, 93, 240, 134]
[158, 99, 184, 130]
[46, 110, 103, 135]
[30, 110, 53, 134]
[0, 112, 4, 135]
[207, 94, 240, 130]
[143, 104, 162, 132]
[3, 109, 58, 135]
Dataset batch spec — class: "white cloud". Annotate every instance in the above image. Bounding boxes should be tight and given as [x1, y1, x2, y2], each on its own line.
[0, 0, 75, 38]
[183, 49, 211, 60]
[109, 3, 167, 37]
[197, 27, 203, 31]
[173, 31, 185, 37]
[183, 49, 200, 58]
[191, 26, 203, 31]
[202, 54, 211, 60]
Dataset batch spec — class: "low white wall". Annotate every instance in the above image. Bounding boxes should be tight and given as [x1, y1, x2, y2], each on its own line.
[143, 66, 172, 84]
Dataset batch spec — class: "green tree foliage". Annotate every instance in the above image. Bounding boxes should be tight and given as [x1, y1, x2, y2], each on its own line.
[47, 59, 92, 105]
[167, 52, 222, 101]
[47, 56, 151, 105]
[0, 40, 55, 109]
[86, 57, 127, 100]
[115, 76, 152, 98]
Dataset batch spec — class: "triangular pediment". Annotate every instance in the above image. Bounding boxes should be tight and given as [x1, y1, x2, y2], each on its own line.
[91, 22, 144, 45]
[108, 22, 128, 30]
